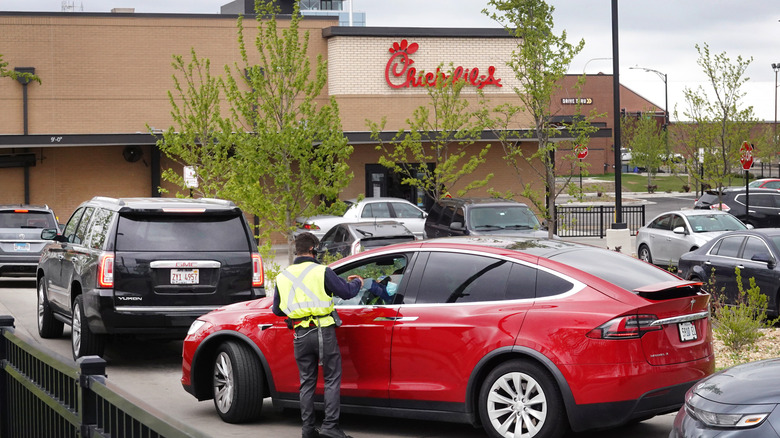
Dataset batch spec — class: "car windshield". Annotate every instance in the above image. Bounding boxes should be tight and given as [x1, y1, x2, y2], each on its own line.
[469, 206, 541, 230]
[687, 214, 746, 233]
[0, 211, 57, 229]
[549, 248, 678, 292]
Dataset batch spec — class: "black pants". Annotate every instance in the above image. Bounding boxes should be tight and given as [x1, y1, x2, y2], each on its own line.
[294, 324, 342, 436]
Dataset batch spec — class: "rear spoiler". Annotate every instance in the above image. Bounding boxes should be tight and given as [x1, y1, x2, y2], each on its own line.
[633, 280, 704, 300]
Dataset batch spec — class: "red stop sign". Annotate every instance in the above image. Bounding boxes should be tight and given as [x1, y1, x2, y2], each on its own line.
[740, 141, 754, 170]
[576, 145, 588, 160]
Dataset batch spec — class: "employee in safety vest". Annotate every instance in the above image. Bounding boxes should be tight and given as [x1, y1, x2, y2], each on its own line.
[272, 232, 362, 438]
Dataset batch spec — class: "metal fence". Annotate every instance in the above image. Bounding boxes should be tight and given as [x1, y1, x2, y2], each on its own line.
[554, 204, 645, 238]
[0, 316, 210, 438]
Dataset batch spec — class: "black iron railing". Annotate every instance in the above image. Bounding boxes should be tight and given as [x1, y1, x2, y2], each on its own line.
[554, 204, 645, 238]
[0, 316, 210, 438]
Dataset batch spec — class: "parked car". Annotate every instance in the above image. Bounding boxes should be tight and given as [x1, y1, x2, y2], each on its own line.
[694, 187, 780, 228]
[748, 178, 780, 190]
[424, 197, 550, 239]
[636, 210, 748, 268]
[0, 204, 59, 278]
[678, 229, 780, 316]
[181, 236, 714, 438]
[670, 358, 780, 437]
[317, 221, 415, 259]
[295, 197, 427, 240]
[37, 197, 264, 359]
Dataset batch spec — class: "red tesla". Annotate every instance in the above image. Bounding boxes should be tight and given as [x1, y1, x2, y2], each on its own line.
[181, 236, 714, 438]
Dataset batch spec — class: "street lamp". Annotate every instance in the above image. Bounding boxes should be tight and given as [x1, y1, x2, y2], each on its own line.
[772, 63, 780, 178]
[629, 66, 668, 132]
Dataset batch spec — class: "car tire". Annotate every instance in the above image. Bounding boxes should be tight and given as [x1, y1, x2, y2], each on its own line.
[72, 295, 105, 359]
[638, 244, 653, 264]
[478, 359, 568, 438]
[213, 340, 264, 423]
[37, 277, 64, 338]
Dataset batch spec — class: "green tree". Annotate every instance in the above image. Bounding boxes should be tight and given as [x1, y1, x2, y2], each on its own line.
[675, 43, 757, 198]
[157, 0, 353, 265]
[222, 0, 353, 264]
[0, 53, 40, 84]
[366, 65, 493, 204]
[623, 112, 665, 190]
[156, 49, 235, 198]
[482, 0, 596, 238]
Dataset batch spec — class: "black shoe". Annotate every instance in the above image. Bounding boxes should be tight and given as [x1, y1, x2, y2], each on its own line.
[302, 429, 319, 438]
[319, 428, 352, 438]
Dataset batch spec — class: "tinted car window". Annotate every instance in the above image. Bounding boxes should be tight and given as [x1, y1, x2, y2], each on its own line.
[73, 207, 95, 245]
[0, 211, 57, 229]
[670, 215, 686, 231]
[63, 208, 85, 243]
[549, 248, 677, 292]
[115, 214, 250, 251]
[751, 194, 774, 208]
[85, 209, 115, 250]
[452, 208, 465, 226]
[362, 202, 391, 219]
[506, 262, 537, 300]
[742, 237, 769, 261]
[650, 214, 672, 231]
[416, 252, 511, 304]
[712, 236, 744, 258]
[392, 202, 423, 219]
[440, 205, 456, 226]
[536, 270, 575, 298]
[427, 202, 442, 224]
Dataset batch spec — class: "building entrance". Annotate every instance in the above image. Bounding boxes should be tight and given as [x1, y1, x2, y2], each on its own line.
[365, 163, 434, 211]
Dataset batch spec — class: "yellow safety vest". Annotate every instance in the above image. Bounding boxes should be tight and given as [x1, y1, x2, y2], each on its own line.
[276, 262, 335, 328]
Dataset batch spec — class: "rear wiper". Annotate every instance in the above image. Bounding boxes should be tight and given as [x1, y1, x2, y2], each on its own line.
[355, 229, 374, 237]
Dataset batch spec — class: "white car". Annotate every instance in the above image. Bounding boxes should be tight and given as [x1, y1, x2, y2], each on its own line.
[295, 197, 427, 239]
[636, 209, 749, 269]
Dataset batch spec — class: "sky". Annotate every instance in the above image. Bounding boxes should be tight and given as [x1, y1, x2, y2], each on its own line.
[2, 0, 779, 122]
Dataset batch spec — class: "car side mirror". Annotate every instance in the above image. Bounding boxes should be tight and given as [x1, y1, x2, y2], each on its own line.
[673, 226, 687, 235]
[751, 252, 775, 269]
[450, 221, 464, 230]
[40, 228, 61, 241]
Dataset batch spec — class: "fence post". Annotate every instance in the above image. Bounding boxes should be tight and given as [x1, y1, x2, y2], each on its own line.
[78, 356, 107, 437]
[599, 205, 604, 239]
[0, 316, 15, 438]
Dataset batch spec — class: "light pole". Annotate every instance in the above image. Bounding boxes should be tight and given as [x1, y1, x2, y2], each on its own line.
[773, 63, 779, 178]
[630, 66, 668, 145]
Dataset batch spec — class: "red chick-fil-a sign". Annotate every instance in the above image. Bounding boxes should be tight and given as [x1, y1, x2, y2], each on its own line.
[384, 39, 503, 90]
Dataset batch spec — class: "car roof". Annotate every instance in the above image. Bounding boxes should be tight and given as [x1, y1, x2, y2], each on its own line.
[438, 197, 530, 207]
[83, 196, 240, 213]
[345, 197, 416, 204]
[0, 204, 53, 212]
[418, 235, 592, 258]
[651, 209, 731, 219]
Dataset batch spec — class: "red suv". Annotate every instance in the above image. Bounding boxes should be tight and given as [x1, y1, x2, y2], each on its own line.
[181, 237, 714, 438]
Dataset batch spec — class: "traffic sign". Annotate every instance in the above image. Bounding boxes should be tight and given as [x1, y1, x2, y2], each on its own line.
[575, 145, 588, 160]
[739, 141, 753, 170]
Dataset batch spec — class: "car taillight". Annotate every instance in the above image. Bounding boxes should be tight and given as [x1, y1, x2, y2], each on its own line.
[350, 240, 362, 255]
[301, 223, 320, 231]
[586, 314, 661, 339]
[98, 253, 114, 288]
[252, 253, 264, 287]
[709, 203, 730, 212]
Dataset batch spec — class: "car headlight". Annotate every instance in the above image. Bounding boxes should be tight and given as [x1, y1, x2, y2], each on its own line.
[686, 403, 769, 428]
[187, 319, 209, 336]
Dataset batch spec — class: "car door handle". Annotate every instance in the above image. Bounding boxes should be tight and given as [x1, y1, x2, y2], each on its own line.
[736, 265, 745, 270]
[704, 261, 712, 265]
[257, 324, 273, 331]
[374, 316, 418, 322]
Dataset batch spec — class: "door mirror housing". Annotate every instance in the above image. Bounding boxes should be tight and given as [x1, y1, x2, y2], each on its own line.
[751, 252, 776, 269]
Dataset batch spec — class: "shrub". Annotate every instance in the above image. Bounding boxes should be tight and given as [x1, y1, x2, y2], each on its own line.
[712, 267, 777, 364]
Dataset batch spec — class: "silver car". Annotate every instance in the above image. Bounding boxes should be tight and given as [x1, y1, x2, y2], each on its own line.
[0, 204, 59, 278]
[295, 197, 427, 240]
[636, 210, 748, 268]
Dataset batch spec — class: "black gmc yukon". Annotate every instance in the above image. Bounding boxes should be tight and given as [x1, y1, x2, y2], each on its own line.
[36, 197, 264, 359]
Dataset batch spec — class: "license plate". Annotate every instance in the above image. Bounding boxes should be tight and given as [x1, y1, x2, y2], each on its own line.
[13, 243, 30, 252]
[678, 321, 697, 342]
[171, 269, 199, 285]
